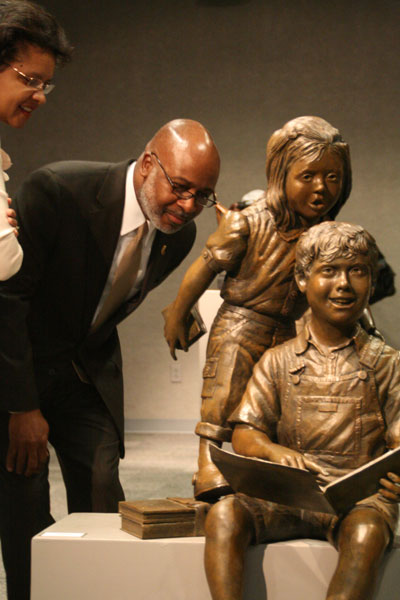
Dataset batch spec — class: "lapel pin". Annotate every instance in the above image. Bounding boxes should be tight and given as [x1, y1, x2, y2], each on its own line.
[161, 245, 167, 255]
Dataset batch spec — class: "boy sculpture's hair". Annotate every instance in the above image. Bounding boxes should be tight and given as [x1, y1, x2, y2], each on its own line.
[0, 0, 72, 67]
[265, 116, 352, 231]
[295, 221, 379, 282]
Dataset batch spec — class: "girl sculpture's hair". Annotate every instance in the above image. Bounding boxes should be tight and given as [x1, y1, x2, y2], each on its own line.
[265, 116, 352, 231]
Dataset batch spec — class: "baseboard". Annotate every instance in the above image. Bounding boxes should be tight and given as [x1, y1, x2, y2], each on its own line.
[125, 419, 197, 433]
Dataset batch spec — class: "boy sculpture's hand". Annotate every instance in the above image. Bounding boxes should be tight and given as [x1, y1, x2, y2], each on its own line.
[263, 442, 308, 470]
[378, 472, 400, 503]
[262, 442, 325, 474]
[163, 302, 189, 360]
[232, 425, 325, 474]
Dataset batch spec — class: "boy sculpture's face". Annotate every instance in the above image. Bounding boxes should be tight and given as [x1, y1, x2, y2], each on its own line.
[297, 254, 372, 339]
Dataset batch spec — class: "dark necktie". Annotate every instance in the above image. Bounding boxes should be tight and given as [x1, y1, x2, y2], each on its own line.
[91, 221, 148, 331]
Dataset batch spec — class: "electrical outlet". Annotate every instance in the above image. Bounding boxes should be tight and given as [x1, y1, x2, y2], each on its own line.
[170, 363, 182, 383]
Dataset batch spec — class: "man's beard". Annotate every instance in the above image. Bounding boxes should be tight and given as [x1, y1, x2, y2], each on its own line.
[138, 174, 187, 234]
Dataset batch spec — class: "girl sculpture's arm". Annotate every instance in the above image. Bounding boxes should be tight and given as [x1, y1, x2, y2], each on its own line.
[163, 255, 216, 360]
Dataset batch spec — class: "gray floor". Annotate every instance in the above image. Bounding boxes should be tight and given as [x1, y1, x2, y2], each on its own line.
[0, 432, 199, 599]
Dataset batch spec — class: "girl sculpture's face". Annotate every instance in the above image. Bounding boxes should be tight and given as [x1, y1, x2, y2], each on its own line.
[285, 149, 343, 226]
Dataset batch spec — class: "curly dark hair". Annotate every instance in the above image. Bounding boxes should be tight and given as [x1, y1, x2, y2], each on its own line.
[0, 0, 72, 67]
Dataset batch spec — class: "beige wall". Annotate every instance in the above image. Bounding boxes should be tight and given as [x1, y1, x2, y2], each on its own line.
[3, 0, 399, 429]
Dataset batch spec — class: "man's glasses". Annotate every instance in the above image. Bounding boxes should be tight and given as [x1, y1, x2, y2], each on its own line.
[151, 152, 217, 208]
[6, 64, 55, 95]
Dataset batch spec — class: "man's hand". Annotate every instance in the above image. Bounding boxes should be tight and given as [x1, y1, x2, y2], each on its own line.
[378, 472, 400, 503]
[7, 198, 19, 236]
[163, 302, 190, 360]
[7, 409, 49, 477]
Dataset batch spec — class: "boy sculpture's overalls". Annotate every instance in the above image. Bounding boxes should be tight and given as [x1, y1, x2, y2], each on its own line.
[230, 326, 400, 535]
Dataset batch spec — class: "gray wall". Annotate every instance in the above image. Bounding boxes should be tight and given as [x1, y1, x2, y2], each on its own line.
[3, 0, 399, 429]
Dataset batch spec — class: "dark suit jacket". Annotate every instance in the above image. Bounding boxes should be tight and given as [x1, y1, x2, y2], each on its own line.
[0, 160, 196, 451]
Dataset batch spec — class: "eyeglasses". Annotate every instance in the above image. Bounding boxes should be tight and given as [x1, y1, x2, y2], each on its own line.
[151, 152, 217, 208]
[6, 64, 55, 95]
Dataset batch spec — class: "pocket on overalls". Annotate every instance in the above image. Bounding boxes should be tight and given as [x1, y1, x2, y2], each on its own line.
[297, 395, 362, 456]
[201, 357, 218, 398]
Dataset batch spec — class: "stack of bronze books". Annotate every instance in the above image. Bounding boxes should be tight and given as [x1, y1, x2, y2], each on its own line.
[119, 497, 210, 539]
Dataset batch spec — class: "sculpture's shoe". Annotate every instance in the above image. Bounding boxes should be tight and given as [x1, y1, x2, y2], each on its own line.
[193, 463, 233, 501]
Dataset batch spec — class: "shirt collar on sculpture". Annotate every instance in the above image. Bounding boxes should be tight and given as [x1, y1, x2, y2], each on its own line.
[294, 322, 363, 356]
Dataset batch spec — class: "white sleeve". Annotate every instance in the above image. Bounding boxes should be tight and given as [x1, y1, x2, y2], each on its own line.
[0, 177, 23, 280]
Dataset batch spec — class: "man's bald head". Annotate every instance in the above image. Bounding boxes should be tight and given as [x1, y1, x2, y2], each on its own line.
[135, 119, 220, 234]
[147, 119, 219, 162]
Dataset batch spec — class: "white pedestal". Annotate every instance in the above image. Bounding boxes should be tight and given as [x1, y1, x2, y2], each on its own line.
[31, 513, 399, 600]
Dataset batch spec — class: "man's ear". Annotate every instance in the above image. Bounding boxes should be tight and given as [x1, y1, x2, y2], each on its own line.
[295, 272, 307, 294]
[140, 152, 153, 178]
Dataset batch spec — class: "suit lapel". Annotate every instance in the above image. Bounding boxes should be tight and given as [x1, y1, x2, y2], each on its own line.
[85, 220, 196, 351]
[88, 230, 170, 342]
[109, 231, 170, 321]
[82, 159, 133, 331]
[138, 231, 169, 301]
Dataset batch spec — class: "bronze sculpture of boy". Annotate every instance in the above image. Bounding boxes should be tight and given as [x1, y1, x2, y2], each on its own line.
[204, 221, 400, 600]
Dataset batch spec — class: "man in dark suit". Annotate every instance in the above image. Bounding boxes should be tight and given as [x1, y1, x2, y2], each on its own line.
[0, 118, 220, 599]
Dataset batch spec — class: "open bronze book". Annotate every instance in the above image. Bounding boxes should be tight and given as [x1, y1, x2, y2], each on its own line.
[211, 445, 400, 515]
